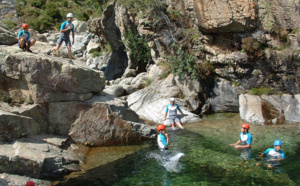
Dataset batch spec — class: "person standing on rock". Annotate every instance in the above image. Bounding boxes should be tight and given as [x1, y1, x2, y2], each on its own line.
[230, 123, 252, 160]
[47, 13, 75, 65]
[17, 23, 36, 53]
[162, 98, 187, 130]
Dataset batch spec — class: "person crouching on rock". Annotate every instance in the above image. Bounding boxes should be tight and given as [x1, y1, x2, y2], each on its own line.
[229, 123, 252, 160]
[157, 124, 170, 160]
[17, 23, 36, 53]
[47, 13, 75, 65]
[162, 97, 187, 130]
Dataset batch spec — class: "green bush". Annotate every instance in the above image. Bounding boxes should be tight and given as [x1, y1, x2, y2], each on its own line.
[92, 51, 102, 58]
[145, 78, 151, 87]
[30, 0, 46, 8]
[124, 29, 151, 63]
[2, 19, 17, 29]
[45, 3, 62, 20]
[249, 87, 274, 95]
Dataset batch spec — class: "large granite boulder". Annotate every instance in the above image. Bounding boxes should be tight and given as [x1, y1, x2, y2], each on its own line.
[0, 23, 18, 45]
[0, 45, 105, 103]
[0, 135, 80, 179]
[73, 19, 88, 33]
[239, 94, 300, 124]
[48, 95, 156, 145]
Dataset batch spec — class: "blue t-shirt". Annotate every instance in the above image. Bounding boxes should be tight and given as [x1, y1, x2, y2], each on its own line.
[17, 30, 30, 41]
[157, 133, 167, 149]
[264, 148, 285, 159]
[165, 104, 181, 112]
[239, 132, 252, 146]
[60, 21, 74, 39]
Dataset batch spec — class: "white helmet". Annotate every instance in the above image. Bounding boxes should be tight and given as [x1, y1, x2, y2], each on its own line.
[169, 97, 175, 101]
[66, 13, 74, 18]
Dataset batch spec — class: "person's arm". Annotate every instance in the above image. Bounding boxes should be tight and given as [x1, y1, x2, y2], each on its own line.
[177, 104, 188, 116]
[162, 105, 168, 121]
[60, 22, 71, 33]
[165, 133, 169, 148]
[230, 139, 241, 146]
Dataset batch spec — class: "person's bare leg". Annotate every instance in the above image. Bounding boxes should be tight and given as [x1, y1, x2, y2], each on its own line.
[29, 39, 36, 48]
[171, 122, 176, 129]
[176, 121, 183, 129]
[19, 38, 25, 48]
[67, 45, 72, 60]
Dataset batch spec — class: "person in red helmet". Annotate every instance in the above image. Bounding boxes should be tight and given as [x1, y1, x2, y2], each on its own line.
[229, 123, 252, 160]
[17, 23, 36, 52]
[26, 180, 35, 186]
[157, 124, 170, 159]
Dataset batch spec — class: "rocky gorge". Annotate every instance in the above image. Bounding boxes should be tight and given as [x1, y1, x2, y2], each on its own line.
[0, 0, 300, 184]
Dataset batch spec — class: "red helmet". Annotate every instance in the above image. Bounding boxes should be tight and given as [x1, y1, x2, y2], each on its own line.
[157, 124, 166, 131]
[22, 23, 29, 29]
[26, 181, 35, 186]
[242, 123, 250, 130]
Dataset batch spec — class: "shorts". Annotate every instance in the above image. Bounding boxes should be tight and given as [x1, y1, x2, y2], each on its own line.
[57, 36, 71, 46]
[239, 148, 251, 160]
[160, 148, 170, 160]
[168, 118, 180, 124]
[18, 40, 31, 49]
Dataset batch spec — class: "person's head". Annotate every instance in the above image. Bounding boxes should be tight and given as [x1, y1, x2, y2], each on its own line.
[157, 124, 166, 134]
[26, 181, 35, 186]
[66, 13, 74, 22]
[241, 123, 250, 133]
[22, 23, 29, 32]
[274, 140, 282, 151]
[169, 97, 175, 105]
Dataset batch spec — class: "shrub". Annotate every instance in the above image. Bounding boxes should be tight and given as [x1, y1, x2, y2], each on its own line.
[241, 37, 264, 60]
[123, 29, 151, 63]
[92, 51, 102, 58]
[2, 19, 17, 29]
[30, 0, 46, 8]
[249, 87, 274, 95]
[45, 3, 62, 20]
[145, 78, 151, 87]
[0, 91, 11, 103]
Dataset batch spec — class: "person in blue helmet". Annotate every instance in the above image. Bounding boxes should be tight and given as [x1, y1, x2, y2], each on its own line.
[258, 140, 285, 168]
[157, 124, 170, 159]
[17, 23, 36, 52]
[162, 98, 187, 130]
[230, 123, 252, 160]
[47, 13, 75, 65]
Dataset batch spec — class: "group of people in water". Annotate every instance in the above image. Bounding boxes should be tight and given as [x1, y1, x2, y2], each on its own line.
[158, 97, 285, 169]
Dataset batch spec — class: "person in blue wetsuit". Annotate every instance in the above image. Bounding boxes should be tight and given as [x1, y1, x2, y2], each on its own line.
[17, 23, 36, 52]
[157, 124, 170, 159]
[230, 123, 252, 160]
[162, 98, 187, 130]
[258, 140, 285, 168]
[47, 13, 75, 65]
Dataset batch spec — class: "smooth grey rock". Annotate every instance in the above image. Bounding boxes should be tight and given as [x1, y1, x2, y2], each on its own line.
[122, 69, 137, 78]
[119, 77, 134, 85]
[73, 19, 88, 33]
[86, 41, 100, 53]
[103, 85, 125, 97]
[0, 23, 17, 45]
[0, 173, 51, 186]
[122, 85, 137, 95]
[72, 42, 86, 54]
[210, 79, 245, 113]
[281, 94, 300, 123]
[239, 94, 265, 124]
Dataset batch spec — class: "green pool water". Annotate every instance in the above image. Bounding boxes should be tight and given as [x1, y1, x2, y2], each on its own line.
[57, 113, 300, 186]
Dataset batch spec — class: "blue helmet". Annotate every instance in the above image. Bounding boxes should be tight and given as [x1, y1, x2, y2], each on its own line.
[274, 140, 282, 146]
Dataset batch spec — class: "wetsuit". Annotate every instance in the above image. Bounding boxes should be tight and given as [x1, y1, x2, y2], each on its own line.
[57, 20, 74, 46]
[165, 104, 181, 124]
[239, 132, 252, 160]
[17, 30, 30, 48]
[263, 148, 285, 166]
[157, 133, 170, 159]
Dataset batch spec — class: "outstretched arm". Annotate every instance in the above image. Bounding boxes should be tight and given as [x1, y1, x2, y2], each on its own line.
[230, 140, 241, 146]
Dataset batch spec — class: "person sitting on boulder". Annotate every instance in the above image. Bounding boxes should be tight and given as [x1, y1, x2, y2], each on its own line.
[47, 13, 75, 65]
[229, 123, 252, 160]
[258, 140, 285, 168]
[17, 23, 36, 53]
[162, 98, 187, 130]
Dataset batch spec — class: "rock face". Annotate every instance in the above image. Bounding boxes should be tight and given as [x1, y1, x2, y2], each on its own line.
[0, 23, 17, 45]
[239, 94, 300, 124]
[210, 79, 246, 113]
[102, 4, 128, 80]
[0, 135, 80, 179]
[0, 46, 105, 103]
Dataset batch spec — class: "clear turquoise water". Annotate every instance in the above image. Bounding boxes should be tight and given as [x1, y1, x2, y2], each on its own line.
[57, 113, 300, 186]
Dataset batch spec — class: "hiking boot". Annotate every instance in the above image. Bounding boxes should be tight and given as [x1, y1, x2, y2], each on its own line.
[68, 60, 74, 65]
[46, 49, 52, 55]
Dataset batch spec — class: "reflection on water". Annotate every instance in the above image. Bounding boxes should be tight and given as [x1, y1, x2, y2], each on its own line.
[56, 113, 300, 185]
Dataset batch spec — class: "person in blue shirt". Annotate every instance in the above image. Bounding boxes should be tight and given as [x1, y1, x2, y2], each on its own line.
[47, 13, 75, 65]
[230, 123, 252, 160]
[157, 124, 170, 159]
[17, 23, 36, 52]
[162, 98, 187, 130]
[258, 140, 285, 168]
